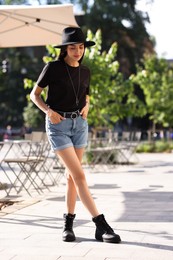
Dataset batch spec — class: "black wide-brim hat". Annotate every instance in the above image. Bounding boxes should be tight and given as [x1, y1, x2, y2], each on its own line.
[54, 27, 95, 48]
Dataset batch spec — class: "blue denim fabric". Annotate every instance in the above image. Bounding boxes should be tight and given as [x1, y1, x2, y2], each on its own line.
[45, 115, 88, 151]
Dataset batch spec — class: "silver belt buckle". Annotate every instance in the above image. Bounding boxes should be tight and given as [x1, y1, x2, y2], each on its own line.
[71, 112, 78, 119]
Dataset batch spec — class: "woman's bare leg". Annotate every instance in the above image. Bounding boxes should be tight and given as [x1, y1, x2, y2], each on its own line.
[65, 148, 84, 214]
[65, 173, 77, 214]
[56, 147, 99, 217]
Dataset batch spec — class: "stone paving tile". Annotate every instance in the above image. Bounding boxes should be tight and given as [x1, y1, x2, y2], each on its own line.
[129, 247, 173, 260]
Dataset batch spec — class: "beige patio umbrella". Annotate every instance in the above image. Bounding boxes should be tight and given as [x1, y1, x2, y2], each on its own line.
[0, 4, 78, 48]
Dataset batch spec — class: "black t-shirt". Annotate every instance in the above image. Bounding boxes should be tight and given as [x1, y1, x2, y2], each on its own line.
[36, 59, 90, 112]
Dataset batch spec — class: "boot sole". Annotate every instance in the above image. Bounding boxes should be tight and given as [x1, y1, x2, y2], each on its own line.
[95, 235, 121, 243]
[62, 235, 76, 242]
[103, 237, 121, 243]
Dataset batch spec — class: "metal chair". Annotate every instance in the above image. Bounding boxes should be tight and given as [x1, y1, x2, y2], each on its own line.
[3, 139, 49, 196]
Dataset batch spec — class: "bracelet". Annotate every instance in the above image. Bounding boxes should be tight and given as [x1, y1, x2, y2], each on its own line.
[46, 107, 51, 116]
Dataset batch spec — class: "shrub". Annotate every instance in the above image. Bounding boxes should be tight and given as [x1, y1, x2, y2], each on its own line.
[136, 141, 173, 153]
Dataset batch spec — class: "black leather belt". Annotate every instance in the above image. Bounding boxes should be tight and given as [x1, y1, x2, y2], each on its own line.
[56, 110, 80, 119]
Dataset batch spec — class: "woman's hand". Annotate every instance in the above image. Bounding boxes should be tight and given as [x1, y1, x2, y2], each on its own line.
[47, 108, 65, 124]
[80, 102, 89, 120]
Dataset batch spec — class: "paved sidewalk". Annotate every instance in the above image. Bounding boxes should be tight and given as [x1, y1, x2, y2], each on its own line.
[0, 153, 173, 260]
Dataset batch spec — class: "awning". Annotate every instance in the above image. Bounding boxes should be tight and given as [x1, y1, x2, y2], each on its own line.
[0, 4, 78, 48]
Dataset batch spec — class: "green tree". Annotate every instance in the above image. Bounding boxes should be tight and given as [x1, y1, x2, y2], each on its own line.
[130, 55, 173, 132]
[0, 47, 45, 127]
[23, 79, 45, 129]
[0, 48, 27, 126]
[74, 0, 154, 77]
[83, 30, 146, 127]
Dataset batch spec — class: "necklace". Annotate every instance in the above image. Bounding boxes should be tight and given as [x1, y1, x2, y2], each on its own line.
[65, 63, 80, 106]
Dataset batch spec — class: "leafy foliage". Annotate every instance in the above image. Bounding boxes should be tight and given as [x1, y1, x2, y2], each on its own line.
[75, 0, 154, 76]
[83, 30, 146, 127]
[23, 102, 44, 129]
[130, 54, 173, 128]
[136, 141, 173, 153]
[0, 46, 45, 127]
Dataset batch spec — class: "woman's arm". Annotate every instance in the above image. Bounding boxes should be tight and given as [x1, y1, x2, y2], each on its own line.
[30, 84, 49, 114]
[30, 84, 65, 123]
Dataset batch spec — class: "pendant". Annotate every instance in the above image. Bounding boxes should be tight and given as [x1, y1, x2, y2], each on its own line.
[76, 98, 79, 106]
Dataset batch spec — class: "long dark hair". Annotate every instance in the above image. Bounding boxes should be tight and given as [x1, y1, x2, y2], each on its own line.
[58, 45, 85, 63]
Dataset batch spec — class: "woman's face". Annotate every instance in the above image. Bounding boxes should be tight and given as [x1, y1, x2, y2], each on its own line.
[66, 43, 85, 62]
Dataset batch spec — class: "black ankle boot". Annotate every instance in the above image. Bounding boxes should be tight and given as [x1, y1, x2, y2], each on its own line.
[92, 214, 121, 243]
[62, 213, 76, 242]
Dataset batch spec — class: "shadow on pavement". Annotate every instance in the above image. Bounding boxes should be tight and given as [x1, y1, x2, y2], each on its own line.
[118, 190, 173, 222]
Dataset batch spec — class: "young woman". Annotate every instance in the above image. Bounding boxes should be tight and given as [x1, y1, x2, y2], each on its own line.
[30, 27, 121, 243]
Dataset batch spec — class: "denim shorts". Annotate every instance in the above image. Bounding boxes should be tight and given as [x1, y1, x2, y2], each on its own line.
[45, 115, 88, 151]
